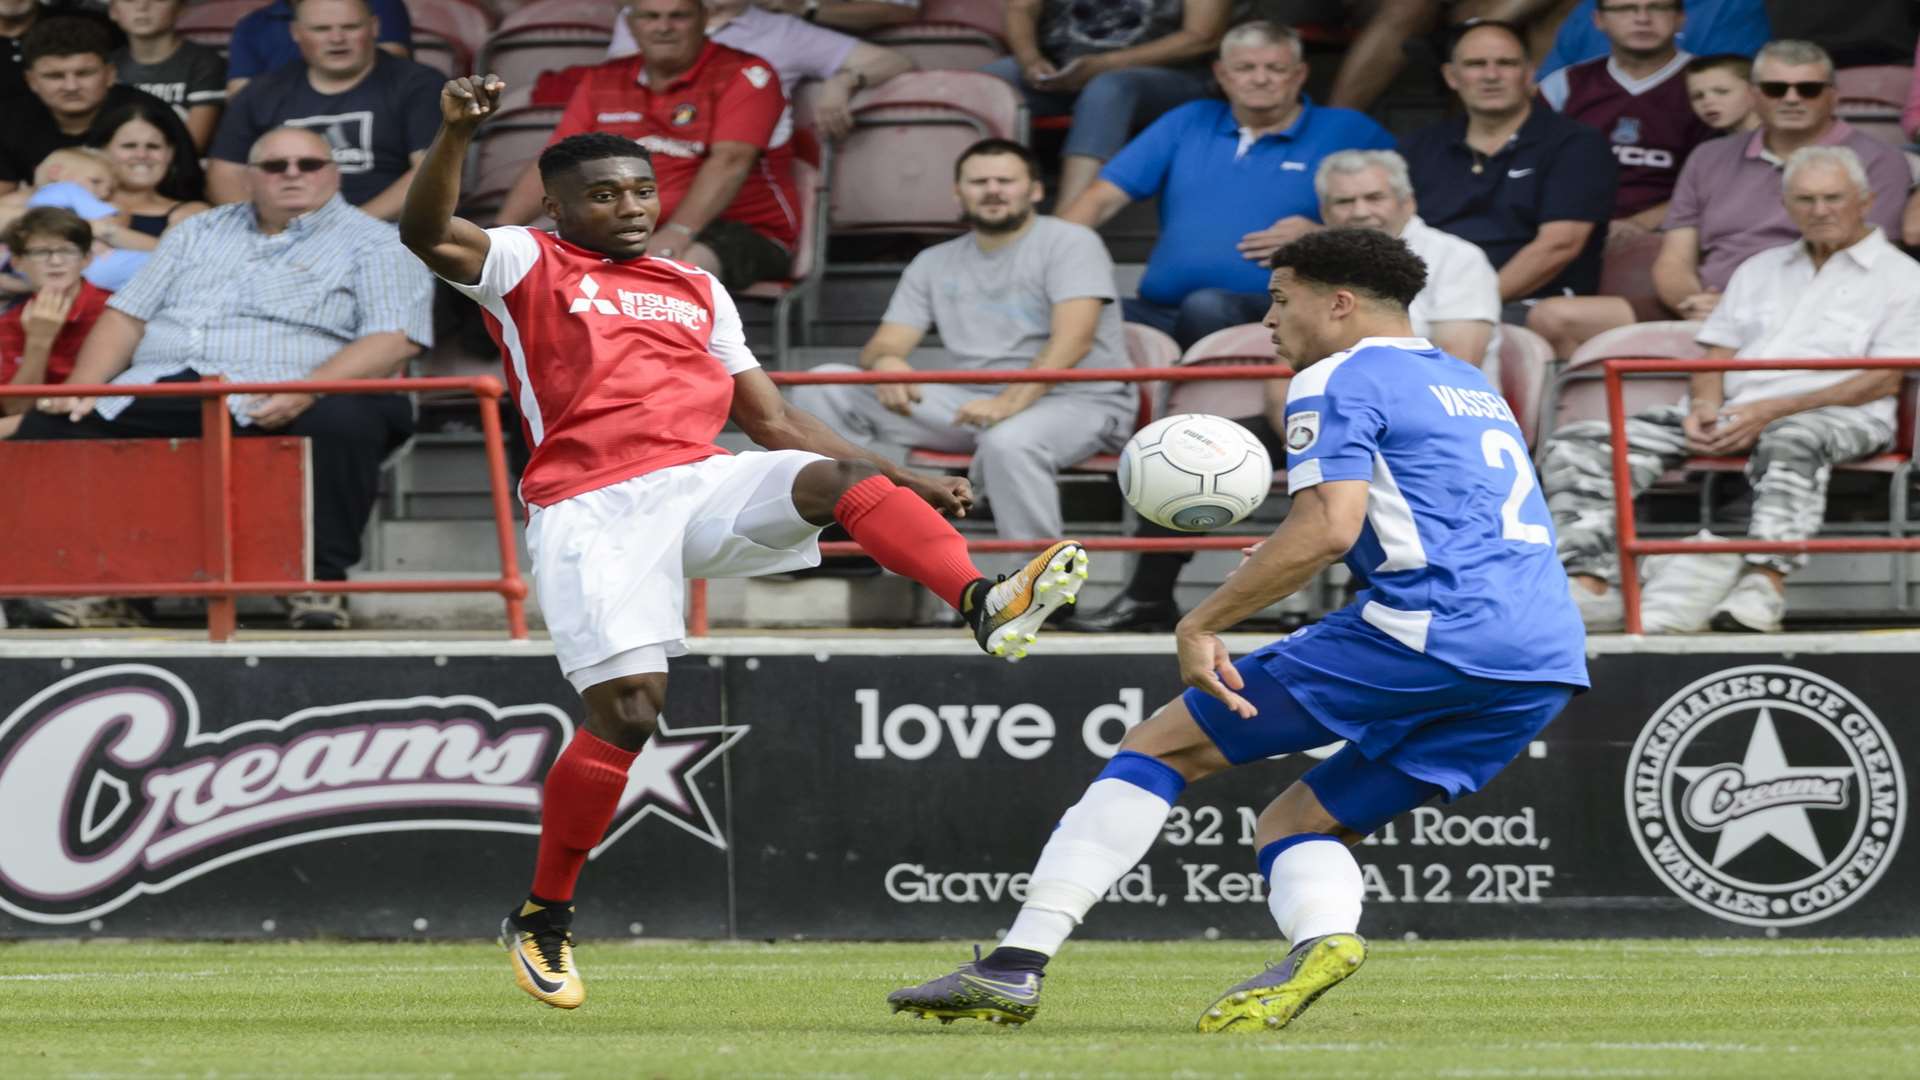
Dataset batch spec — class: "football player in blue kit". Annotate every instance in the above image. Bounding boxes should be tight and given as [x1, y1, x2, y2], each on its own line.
[888, 227, 1590, 1033]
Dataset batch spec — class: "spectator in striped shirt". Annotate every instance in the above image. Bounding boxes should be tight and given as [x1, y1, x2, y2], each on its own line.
[9, 125, 433, 631]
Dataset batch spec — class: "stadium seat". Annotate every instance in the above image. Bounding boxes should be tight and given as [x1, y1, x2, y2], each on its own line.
[1168, 323, 1280, 421]
[460, 86, 562, 220]
[477, 0, 618, 93]
[1835, 65, 1913, 147]
[1544, 320, 1701, 441]
[870, 0, 1009, 71]
[1497, 323, 1555, 448]
[737, 129, 828, 368]
[826, 71, 1027, 236]
[178, 0, 272, 54]
[408, 0, 498, 77]
[1599, 230, 1664, 319]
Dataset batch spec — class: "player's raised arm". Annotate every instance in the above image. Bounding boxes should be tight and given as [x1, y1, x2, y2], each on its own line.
[399, 76, 505, 285]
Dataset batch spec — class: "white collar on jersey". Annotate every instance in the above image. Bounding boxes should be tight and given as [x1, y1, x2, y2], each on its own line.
[1352, 336, 1434, 350]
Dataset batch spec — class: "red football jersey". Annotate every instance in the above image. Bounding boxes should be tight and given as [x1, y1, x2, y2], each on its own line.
[548, 43, 799, 249]
[0, 280, 112, 384]
[1538, 52, 1712, 216]
[444, 227, 759, 507]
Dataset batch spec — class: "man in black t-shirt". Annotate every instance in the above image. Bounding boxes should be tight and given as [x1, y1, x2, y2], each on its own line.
[0, 15, 178, 194]
[206, 0, 439, 221]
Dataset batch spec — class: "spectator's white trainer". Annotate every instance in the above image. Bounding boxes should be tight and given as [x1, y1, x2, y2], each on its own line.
[1569, 578, 1623, 632]
[286, 592, 350, 631]
[1711, 573, 1786, 633]
[1639, 531, 1742, 633]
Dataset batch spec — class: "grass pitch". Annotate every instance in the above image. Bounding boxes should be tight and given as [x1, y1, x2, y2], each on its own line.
[3, 938, 1916, 1078]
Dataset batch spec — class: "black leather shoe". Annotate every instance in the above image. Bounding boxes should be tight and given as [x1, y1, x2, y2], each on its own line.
[1058, 593, 1180, 633]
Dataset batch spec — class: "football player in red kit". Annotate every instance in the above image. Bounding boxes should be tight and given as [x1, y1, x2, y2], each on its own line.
[400, 75, 1090, 1009]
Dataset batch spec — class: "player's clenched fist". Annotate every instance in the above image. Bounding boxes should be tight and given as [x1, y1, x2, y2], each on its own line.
[441, 75, 506, 129]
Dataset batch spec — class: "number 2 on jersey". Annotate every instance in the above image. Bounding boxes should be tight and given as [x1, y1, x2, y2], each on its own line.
[1481, 429, 1551, 545]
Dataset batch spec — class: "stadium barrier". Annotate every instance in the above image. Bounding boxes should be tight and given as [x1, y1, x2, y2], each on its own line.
[685, 364, 1296, 633]
[0, 377, 530, 641]
[0, 637, 1909, 937]
[1603, 357, 1920, 634]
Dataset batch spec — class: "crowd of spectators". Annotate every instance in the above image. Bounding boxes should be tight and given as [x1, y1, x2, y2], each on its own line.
[2, 0, 1918, 637]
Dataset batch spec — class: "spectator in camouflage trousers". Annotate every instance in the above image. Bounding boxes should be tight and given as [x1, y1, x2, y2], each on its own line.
[1541, 145, 1920, 635]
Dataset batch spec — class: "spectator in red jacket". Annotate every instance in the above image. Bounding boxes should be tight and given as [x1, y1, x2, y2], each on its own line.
[0, 205, 110, 438]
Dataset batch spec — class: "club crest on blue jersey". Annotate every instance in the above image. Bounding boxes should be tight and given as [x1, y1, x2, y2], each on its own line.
[1286, 411, 1321, 453]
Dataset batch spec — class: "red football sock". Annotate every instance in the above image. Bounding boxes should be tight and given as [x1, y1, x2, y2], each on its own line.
[834, 474, 984, 609]
[530, 730, 639, 901]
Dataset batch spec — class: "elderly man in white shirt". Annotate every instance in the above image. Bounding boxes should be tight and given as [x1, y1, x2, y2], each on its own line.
[1315, 149, 1502, 372]
[1540, 145, 1920, 634]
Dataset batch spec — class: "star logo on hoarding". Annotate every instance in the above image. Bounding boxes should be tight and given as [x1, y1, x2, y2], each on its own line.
[1673, 709, 1855, 870]
[592, 715, 749, 855]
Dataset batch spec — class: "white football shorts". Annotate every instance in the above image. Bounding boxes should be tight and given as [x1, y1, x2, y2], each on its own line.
[527, 449, 827, 690]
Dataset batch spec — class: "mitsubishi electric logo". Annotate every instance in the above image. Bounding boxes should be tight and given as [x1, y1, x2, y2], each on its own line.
[570, 274, 618, 315]
[0, 665, 746, 924]
[1625, 665, 1905, 927]
[568, 274, 712, 330]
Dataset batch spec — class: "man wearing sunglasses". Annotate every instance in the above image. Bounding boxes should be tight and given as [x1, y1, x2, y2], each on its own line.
[1524, 39, 1910, 360]
[11, 125, 433, 631]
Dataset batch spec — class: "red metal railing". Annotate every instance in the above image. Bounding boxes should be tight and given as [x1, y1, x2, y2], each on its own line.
[0, 376, 529, 643]
[682, 364, 1292, 634]
[1604, 356, 1920, 634]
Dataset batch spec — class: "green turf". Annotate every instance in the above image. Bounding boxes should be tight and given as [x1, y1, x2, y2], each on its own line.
[3, 938, 1917, 1078]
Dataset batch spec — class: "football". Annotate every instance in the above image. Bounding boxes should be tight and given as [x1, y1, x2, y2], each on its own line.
[1117, 413, 1274, 531]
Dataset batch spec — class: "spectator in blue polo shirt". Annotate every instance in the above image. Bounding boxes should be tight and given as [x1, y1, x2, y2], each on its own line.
[1060, 19, 1393, 348]
[224, 0, 411, 96]
[1401, 19, 1616, 321]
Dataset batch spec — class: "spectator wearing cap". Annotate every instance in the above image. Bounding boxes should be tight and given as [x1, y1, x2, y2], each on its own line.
[1526, 39, 1911, 359]
[1062, 20, 1394, 348]
[1401, 19, 1616, 325]
[1541, 145, 1920, 635]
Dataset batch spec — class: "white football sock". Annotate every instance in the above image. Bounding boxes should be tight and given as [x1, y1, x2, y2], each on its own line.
[998, 774, 1177, 956]
[1266, 835, 1364, 944]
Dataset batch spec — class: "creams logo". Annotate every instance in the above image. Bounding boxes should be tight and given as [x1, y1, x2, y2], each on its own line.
[1625, 665, 1905, 927]
[0, 665, 746, 924]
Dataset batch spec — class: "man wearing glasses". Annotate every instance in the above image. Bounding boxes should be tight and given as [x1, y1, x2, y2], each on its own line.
[1536, 1, 1710, 237]
[1535, 0, 1768, 80]
[1525, 39, 1910, 358]
[8, 126, 432, 631]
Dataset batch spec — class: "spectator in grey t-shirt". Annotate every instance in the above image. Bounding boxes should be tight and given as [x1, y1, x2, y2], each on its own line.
[109, 0, 226, 152]
[791, 138, 1137, 543]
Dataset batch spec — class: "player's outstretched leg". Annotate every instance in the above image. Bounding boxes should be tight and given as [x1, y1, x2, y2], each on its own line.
[965, 540, 1091, 660]
[501, 672, 661, 1009]
[807, 463, 1089, 660]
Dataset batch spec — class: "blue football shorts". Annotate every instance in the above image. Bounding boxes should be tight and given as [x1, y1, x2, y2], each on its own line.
[1182, 619, 1574, 834]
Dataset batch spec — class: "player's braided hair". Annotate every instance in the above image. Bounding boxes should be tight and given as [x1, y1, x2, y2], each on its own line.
[538, 133, 654, 184]
[1268, 227, 1427, 309]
